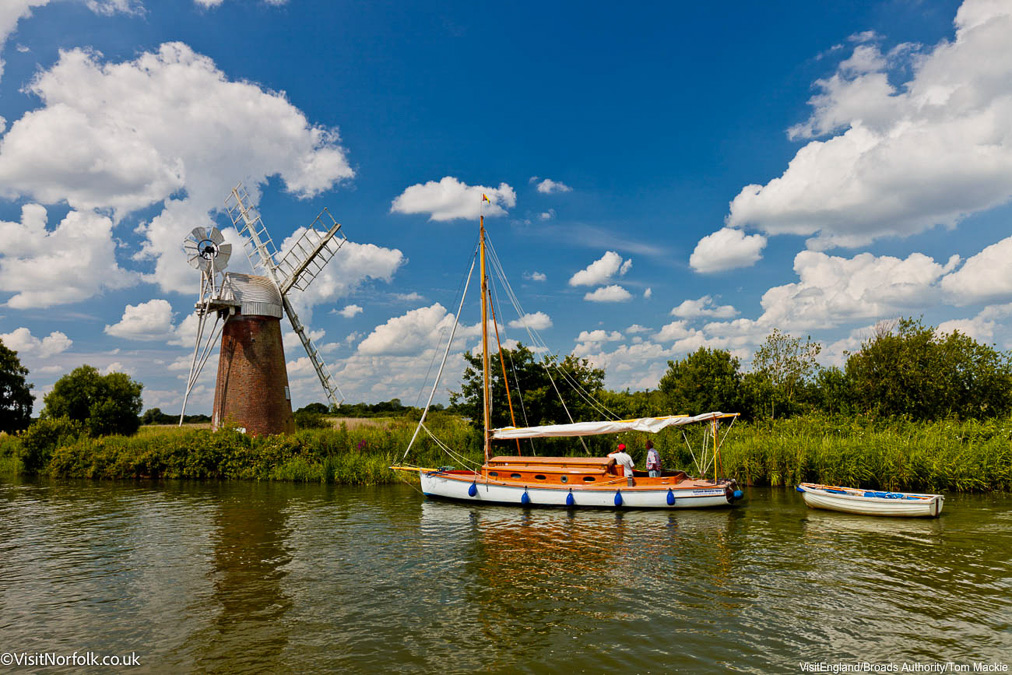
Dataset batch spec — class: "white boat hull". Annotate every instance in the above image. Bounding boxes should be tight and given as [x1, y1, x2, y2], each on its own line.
[797, 484, 944, 518]
[420, 471, 736, 509]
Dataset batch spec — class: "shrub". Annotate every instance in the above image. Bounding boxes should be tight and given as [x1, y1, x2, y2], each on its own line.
[294, 410, 329, 430]
[17, 417, 83, 474]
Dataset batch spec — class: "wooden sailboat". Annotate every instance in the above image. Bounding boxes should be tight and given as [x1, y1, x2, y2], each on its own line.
[393, 203, 745, 509]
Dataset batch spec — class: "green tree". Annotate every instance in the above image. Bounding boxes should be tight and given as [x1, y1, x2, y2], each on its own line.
[658, 347, 742, 414]
[141, 407, 178, 425]
[746, 329, 822, 419]
[42, 365, 144, 436]
[845, 318, 1012, 420]
[809, 366, 853, 416]
[598, 388, 670, 418]
[450, 344, 606, 432]
[0, 338, 34, 433]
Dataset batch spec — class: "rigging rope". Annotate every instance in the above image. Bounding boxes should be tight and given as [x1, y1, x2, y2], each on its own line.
[487, 269, 537, 455]
[421, 423, 481, 472]
[401, 251, 477, 462]
[411, 242, 477, 409]
[484, 239, 620, 423]
[486, 286, 522, 455]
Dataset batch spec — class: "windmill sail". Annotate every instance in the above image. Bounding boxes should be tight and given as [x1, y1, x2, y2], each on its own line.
[275, 210, 346, 294]
[225, 183, 345, 408]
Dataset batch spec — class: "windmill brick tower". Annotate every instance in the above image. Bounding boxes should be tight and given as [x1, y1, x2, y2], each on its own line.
[180, 184, 345, 435]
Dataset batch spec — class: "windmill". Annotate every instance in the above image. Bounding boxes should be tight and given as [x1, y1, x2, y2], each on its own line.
[180, 182, 346, 435]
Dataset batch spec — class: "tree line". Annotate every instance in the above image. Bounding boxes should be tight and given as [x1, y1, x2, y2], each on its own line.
[452, 317, 1012, 428]
[658, 318, 1012, 422]
[2, 316, 1011, 444]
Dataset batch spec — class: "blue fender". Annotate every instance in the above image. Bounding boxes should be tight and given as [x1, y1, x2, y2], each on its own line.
[733, 489, 744, 500]
[521, 490, 530, 505]
[667, 489, 676, 506]
[614, 490, 623, 507]
[566, 490, 575, 507]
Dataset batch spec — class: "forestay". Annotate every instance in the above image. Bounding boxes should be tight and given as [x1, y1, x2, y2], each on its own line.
[491, 411, 738, 440]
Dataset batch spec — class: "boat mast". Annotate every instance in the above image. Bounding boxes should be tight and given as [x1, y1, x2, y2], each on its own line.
[480, 212, 491, 463]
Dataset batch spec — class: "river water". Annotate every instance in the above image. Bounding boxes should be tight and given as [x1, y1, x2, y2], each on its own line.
[0, 480, 1009, 673]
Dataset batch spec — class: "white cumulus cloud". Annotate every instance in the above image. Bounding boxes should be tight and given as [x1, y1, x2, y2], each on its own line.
[936, 303, 1012, 345]
[689, 227, 766, 273]
[356, 303, 454, 356]
[0, 326, 72, 358]
[726, 0, 1012, 250]
[0, 204, 136, 308]
[671, 295, 738, 319]
[509, 312, 552, 331]
[654, 321, 693, 342]
[569, 251, 632, 286]
[584, 285, 632, 302]
[338, 304, 364, 318]
[534, 178, 572, 194]
[105, 299, 176, 341]
[276, 235, 404, 323]
[752, 250, 957, 332]
[390, 176, 516, 222]
[0, 42, 354, 295]
[940, 235, 1012, 303]
[575, 329, 623, 343]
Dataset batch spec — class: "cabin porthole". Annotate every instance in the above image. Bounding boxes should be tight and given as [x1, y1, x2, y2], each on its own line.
[535, 474, 547, 481]
[560, 476, 568, 484]
[488, 471, 498, 478]
[511, 473, 522, 480]
[583, 476, 596, 482]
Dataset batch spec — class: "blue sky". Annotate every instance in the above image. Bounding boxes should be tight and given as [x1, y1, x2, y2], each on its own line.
[2, 0, 1011, 415]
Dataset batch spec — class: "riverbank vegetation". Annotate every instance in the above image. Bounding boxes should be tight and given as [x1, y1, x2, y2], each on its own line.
[1, 317, 1011, 491]
[0, 413, 1009, 492]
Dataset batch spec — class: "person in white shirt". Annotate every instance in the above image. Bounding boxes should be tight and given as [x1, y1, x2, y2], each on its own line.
[606, 443, 636, 486]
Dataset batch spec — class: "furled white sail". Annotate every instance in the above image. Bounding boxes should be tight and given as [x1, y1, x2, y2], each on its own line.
[491, 411, 737, 440]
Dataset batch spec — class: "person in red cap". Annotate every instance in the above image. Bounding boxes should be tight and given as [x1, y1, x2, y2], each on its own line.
[606, 443, 636, 486]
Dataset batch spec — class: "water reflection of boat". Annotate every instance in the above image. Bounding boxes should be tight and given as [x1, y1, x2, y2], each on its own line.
[418, 499, 741, 607]
[393, 203, 744, 510]
[802, 508, 945, 543]
[797, 483, 944, 517]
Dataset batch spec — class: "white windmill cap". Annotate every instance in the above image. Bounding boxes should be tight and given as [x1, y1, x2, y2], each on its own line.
[220, 273, 283, 318]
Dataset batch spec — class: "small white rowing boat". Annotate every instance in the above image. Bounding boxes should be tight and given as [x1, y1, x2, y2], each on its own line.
[796, 483, 944, 518]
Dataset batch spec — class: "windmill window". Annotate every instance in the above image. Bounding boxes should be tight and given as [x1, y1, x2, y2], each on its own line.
[583, 476, 596, 482]
[511, 473, 522, 480]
